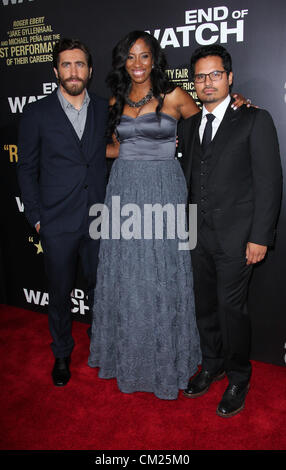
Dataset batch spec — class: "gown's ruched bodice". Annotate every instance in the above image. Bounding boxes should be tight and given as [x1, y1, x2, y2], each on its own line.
[117, 113, 177, 161]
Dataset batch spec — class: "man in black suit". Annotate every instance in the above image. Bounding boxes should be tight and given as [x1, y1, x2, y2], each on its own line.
[17, 38, 108, 386]
[181, 45, 282, 416]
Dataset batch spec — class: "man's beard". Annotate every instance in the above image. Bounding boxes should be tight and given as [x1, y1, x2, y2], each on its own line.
[59, 75, 89, 96]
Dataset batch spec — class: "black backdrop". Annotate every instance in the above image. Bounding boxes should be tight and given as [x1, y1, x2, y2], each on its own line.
[0, 0, 285, 366]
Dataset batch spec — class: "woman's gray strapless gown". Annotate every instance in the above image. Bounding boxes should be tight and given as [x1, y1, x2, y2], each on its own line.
[88, 112, 201, 400]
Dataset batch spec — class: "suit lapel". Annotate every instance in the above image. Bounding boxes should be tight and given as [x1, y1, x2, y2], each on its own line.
[209, 103, 241, 172]
[82, 101, 92, 136]
[182, 111, 201, 187]
[49, 91, 83, 150]
[81, 98, 95, 162]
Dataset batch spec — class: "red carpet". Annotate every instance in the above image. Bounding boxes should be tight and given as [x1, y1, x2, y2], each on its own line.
[0, 304, 285, 451]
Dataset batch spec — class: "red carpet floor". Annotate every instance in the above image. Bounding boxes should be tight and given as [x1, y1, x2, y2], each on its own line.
[0, 304, 285, 451]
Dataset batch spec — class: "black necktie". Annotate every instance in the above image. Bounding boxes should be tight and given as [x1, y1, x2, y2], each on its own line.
[201, 113, 215, 153]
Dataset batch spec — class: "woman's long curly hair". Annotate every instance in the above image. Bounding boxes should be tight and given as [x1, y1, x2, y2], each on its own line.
[106, 30, 175, 137]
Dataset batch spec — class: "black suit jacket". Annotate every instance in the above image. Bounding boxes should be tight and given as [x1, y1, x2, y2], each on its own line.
[17, 90, 108, 236]
[180, 103, 282, 256]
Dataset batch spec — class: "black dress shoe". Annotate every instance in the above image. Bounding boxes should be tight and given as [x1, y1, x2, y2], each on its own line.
[183, 369, 225, 398]
[52, 356, 71, 387]
[216, 383, 250, 417]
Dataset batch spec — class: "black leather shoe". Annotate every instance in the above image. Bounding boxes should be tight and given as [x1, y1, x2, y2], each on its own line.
[52, 356, 71, 387]
[216, 383, 250, 417]
[183, 369, 225, 398]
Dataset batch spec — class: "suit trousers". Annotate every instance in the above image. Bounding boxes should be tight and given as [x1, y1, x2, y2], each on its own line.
[191, 220, 253, 386]
[40, 218, 100, 358]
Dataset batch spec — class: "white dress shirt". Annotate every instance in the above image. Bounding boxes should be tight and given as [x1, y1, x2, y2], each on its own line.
[199, 94, 231, 143]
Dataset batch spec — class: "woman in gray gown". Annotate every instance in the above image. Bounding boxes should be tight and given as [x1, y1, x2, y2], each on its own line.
[88, 31, 243, 400]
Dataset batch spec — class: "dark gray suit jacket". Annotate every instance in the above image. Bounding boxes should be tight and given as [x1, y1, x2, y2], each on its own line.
[17, 90, 108, 236]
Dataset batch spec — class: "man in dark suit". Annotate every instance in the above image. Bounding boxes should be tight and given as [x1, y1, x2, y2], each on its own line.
[181, 45, 282, 417]
[17, 38, 108, 386]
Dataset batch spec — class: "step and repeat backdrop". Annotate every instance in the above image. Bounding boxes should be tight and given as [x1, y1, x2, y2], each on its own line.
[0, 0, 285, 366]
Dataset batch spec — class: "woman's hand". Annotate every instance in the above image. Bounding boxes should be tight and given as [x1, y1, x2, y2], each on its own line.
[231, 93, 253, 110]
[106, 133, 120, 159]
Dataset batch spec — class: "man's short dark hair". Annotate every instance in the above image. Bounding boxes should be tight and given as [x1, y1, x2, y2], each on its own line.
[53, 38, 93, 69]
[190, 44, 232, 78]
